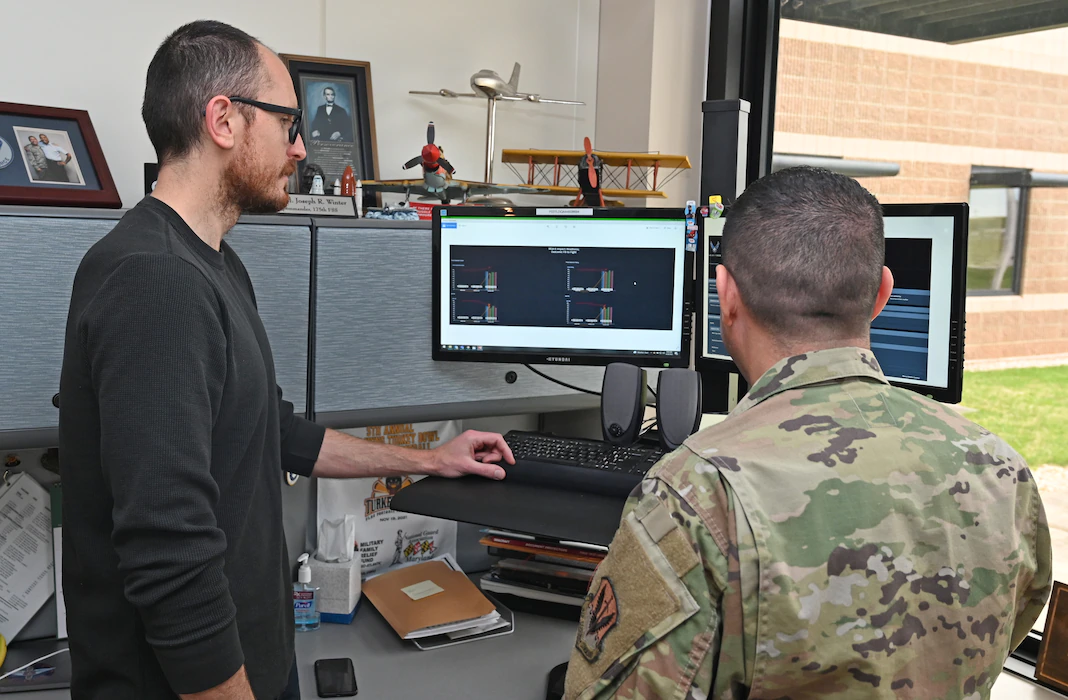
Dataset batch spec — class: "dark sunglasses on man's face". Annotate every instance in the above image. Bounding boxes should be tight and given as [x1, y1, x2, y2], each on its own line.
[228, 96, 303, 144]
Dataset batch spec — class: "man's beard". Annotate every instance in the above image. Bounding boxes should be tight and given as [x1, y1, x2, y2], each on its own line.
[222, 147, 296, 214]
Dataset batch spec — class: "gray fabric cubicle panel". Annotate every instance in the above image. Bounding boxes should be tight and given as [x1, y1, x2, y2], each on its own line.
[0, 209, 121, 447]
[226, 217, 312, 415]
[314, 222, 602, 424]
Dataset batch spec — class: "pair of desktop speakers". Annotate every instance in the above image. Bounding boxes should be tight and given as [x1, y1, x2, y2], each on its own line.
[600, 363, 702, 451]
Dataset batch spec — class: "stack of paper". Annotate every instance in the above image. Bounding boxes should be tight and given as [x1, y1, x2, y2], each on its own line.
[478, 529, 605, 608]
[362, 560, 504, 641]
[0, 472, 56, 641]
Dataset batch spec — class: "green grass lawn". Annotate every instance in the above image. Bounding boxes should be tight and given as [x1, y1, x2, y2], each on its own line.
[961, 365, 1068, 467]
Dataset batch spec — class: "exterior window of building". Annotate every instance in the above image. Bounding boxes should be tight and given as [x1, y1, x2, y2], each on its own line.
[967, 183, 1027, 294]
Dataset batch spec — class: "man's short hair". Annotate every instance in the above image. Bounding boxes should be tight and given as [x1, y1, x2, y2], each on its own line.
[323, 87, 334, 95]
[722, 166, 884, 340]
[142, 20, 267, 164]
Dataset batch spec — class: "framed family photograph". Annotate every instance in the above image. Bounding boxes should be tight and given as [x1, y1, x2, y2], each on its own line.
[279, 54, 379, 203]
[0, 102, 120, 208]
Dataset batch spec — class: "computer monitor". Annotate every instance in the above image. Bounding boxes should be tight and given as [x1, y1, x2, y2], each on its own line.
[432, 207, 692, 368]
[697, 203, 968, 403]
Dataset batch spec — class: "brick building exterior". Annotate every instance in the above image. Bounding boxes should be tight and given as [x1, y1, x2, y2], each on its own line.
[775, 20, 1068, 364]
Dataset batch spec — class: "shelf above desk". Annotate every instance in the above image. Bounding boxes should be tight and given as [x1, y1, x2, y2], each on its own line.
[390, 477, 627, 546]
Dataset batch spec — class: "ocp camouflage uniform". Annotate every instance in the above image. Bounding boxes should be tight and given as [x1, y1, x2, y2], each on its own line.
[565, 347, 1052, 700]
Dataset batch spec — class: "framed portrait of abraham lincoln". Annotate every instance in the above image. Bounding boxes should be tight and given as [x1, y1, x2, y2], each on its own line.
[280, 54, 379, 207]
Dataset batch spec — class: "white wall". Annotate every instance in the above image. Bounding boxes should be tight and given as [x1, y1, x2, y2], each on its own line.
[595, 0, 655, 153]
[1, 0, 324, 208]
[594, 0, 709, 206]
[325, 0, 598, 206]
[648, 0, 709, 204]
[0, 0, 597, 208]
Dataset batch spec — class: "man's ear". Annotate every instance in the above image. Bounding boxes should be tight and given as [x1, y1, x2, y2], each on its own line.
[871, 266, 895, 320]
[716, 265, 739, 328]
[204, 95, 239, 151]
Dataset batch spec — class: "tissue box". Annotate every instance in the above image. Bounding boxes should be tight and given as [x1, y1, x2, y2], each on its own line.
[308, 554, 362, 624]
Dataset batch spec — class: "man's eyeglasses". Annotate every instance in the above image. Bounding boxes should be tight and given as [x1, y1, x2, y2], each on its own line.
[228, 96, 303, 144]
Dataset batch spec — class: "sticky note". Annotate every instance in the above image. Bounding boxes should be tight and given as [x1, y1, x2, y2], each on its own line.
[402, 580, 445, 601]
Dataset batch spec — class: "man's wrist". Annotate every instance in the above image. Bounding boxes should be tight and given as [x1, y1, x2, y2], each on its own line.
[419, 447, 440, 477]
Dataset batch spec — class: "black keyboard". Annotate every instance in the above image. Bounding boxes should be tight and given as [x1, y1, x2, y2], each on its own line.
[501, 431, 665, 497]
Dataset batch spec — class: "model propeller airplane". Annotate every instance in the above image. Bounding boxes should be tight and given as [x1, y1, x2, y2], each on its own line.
[360, 122, 550, 205]
[412, 62, 584, 105]
[501, 142, 692, 203]
[410, 62, 585, 181]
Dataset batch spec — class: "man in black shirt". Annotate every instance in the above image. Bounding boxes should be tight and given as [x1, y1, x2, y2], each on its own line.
[59, 21, 514, 700]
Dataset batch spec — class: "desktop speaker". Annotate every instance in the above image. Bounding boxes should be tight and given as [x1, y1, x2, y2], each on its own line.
[600, 363, 647, 445]
[656, 369, 703, 451]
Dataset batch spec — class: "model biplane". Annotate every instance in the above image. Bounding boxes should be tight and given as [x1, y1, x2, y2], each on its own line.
[501, 142, 691, 204]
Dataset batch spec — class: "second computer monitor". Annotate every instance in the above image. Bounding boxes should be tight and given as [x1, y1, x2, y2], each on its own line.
[432, 207, 690, 368]
[698, 203, 968, 403]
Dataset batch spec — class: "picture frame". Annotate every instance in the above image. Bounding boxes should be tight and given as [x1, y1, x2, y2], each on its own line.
[279, 54, 379, 208]
[1037, 581, 1068, 693]
[0, 102, 120, 208]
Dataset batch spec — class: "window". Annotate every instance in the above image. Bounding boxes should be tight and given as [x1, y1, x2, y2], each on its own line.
[967, 186, 1026, 294]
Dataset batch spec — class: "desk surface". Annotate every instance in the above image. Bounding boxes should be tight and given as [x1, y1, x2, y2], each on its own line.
[10, 611, 1060, 700]
[293, 599, 576, 699]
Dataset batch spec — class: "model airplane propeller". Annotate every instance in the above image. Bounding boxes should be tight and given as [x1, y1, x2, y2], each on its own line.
[577, 137, 605, 207]
[402, 122, 455, 177]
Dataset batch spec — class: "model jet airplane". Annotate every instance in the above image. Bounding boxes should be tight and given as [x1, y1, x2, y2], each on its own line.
[360, 122, 549, 205]
[412, 62, 584, 105]
[410, 63, 585, 181]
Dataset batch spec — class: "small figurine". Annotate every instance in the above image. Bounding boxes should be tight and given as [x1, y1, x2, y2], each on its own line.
[310, 174, 324, 195]
[299, 163, 325, 194]
[341, 166, 356, 196]
[332, 179, 341, 196]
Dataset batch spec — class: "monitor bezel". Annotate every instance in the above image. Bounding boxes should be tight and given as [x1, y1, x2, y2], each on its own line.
[432, 206, 693, 369]
[695, 202, 969, 404]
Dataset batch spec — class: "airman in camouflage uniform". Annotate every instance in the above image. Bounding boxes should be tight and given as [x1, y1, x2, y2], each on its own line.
[565, 168, 1052, 700]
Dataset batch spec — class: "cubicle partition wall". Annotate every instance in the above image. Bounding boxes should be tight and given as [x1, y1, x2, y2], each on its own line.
[0, 208, 317, 450]
[0, 208, 122, 450]
[226, 216, 313, 416]
[0, 207, 605, 572]
[311, 219, 603, 428]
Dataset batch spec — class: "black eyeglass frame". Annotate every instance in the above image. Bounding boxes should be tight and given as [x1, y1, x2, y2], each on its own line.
[227, 96, 303, 144]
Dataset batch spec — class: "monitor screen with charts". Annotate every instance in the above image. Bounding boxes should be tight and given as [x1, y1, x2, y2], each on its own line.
[698, 203, 968, 403]
[433, 207, 691, 368]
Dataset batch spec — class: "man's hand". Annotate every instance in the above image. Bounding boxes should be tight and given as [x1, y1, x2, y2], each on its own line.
[311, 129, 321, 138]
[427, 430, 515, 480]
[330, 131, 342, 141]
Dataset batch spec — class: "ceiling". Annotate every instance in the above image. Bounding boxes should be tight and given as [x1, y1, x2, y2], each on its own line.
[780, 0, 1068, 44]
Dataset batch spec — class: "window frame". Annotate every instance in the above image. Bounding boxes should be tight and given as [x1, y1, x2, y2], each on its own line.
[967, 167, 1032, 297]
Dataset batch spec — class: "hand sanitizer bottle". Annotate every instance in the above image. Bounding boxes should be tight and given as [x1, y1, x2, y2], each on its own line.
[294, 553, 320, 631]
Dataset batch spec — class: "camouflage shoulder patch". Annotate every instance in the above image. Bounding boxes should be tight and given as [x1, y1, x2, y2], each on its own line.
[576, 578, 619, 662]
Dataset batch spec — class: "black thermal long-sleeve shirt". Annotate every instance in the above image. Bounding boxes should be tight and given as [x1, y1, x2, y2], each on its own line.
[58, 196, 325, 699]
